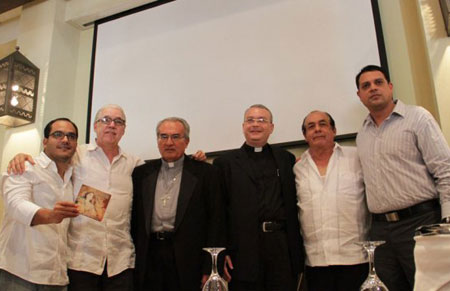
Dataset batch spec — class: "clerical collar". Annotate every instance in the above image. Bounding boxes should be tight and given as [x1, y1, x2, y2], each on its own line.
[243, 143, 270, 153]
[162, 155, 184, 169]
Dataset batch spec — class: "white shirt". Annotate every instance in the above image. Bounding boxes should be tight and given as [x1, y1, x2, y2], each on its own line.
[0, 152, 73, 285]
[294, 144, 369, 267]
[68, 143, 143, 276]
[356, 100, 450, 215]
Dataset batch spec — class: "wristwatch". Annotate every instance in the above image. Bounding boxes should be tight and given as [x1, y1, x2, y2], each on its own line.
[441, 217, 450, 224]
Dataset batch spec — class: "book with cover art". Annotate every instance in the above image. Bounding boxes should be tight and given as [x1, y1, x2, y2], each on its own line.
[75, 185, 111, 221]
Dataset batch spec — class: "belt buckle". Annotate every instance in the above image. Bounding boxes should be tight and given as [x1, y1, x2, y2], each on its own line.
[262, 222, 273, 233]
[156, 232, 165, 240]
[385, 212, 400, 222]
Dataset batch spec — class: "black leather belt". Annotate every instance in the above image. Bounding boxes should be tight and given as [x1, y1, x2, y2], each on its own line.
[372, 199, 440, 222]
[261, 221, 286, 232]
[150, 231, 174, 241]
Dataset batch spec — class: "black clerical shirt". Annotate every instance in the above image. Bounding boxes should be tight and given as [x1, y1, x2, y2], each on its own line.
[243, 143, 286, 222]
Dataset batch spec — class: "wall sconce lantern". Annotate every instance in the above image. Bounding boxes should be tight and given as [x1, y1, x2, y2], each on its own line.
[0, 47, 39, 127]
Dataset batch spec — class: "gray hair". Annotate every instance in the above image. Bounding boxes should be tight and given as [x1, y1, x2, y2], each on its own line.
[244, 104, 273, 123]
[156, 117, 190, 139]
[94, 104, 126, 123]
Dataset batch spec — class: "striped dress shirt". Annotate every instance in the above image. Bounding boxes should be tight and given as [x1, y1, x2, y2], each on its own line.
[356, 100, 450, 217]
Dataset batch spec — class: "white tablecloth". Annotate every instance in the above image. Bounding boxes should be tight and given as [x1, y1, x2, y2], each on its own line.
[414, 235, 450, 291]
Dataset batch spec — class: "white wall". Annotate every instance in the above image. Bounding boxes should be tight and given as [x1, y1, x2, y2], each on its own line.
[0, 0, 85, 171]
[0, 13, 20, 44]
[378, 0, 419, 106]
[418, 0, 450, 143]
[71, 28, 93, 144]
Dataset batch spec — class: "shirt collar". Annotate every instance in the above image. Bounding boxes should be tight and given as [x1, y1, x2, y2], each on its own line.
[37, 151, 74, 178]
[302, 142, 341, 161]
[334, 142, 343, 153]
[87, 142, 128, 160]
[37, 151, 54, 169]
[161, 155, 184, 170]
[362, 99, 403, 127]
[243, 142, 270, 153]
[392, 99, 406, 117]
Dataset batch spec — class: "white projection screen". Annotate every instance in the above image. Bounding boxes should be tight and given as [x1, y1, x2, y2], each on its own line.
[90, 0, 385, 160]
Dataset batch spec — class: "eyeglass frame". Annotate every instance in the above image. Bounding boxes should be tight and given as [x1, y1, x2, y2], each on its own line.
[96, 116, 126, 126]
[49, 131, 78, 141]
[157, 133, 186, 142]
[244, 117, 270, 124]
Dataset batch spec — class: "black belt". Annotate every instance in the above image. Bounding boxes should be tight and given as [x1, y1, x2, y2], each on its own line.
[150, 231, 174, 241]
[261, 221, 286, 232]
[372, 199, 440, 222]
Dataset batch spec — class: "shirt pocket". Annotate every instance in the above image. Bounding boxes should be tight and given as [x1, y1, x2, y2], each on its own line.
[338, 172, 359, 194]
[106, 173, 133, 220]
[337, 171, 365, 212]
[296, 174, 314, 205]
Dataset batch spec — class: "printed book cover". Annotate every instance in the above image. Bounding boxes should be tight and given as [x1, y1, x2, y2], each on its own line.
[75, 185, 111, 221]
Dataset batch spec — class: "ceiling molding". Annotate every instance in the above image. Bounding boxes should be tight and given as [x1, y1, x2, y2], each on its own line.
[65, 0, 158, 30]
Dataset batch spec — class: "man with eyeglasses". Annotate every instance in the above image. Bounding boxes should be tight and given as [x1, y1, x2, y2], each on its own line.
[8, 104, 143, 290]
[7, 105, 207, 291]
[64, 104, 143, 291]
[213, 104, 304, 291]
[0, 118, 79, 290]
[131, 117, 225, 291]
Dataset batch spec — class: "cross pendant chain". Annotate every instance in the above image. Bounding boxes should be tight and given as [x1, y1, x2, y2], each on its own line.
[161, 195, 171, 207]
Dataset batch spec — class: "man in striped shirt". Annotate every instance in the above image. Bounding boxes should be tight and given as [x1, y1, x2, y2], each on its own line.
[355, 65, 450, 291]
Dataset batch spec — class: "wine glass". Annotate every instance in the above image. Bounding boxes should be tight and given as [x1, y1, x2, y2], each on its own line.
[202, 247, 228, 291]
[359, 241, 389, 291]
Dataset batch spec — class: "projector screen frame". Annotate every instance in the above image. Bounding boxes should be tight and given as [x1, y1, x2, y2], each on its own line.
[86, 0, 388, 158]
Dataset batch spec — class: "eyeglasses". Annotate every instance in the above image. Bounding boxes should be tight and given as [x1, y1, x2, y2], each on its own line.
[245, 117, 270, 124]
[49, 131, 78, 141]
[158, 134, 185, 142]
[96, 116, 126, 126]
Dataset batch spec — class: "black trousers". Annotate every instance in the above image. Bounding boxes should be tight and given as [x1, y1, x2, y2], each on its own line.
[145, 239, 182, 291]
[370, 209, 441, 291]
[230, 231, 297, 291]
[304, 263, 368, 291]
[67, 267, 133, 291]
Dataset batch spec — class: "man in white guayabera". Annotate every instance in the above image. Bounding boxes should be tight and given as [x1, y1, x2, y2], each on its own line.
[0, 118, 80, 291]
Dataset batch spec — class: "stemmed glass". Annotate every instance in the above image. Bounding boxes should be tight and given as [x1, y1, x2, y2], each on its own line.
[359, 241, 389, 291]
[202, 247, 228, 291]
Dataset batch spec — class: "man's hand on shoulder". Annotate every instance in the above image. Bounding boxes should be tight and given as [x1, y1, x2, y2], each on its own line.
[192, 150, 207, 162]
[223, 255, 233, 282]
[7, 153, 35, 175]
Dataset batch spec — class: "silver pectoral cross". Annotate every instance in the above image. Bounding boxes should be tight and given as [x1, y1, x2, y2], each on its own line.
[161, 196, 171, 208]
